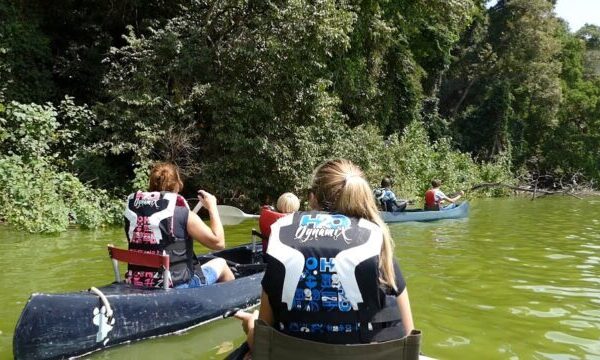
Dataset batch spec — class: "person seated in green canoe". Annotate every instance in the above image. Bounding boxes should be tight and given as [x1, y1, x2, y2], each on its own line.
[424, 179, 464, 211]
[234, 159, 416, 358]
[124, 162, 234, 289]
[374, 177, 408, 212]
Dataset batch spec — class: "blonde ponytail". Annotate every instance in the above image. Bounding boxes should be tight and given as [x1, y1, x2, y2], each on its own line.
[311, 159, 396, 290]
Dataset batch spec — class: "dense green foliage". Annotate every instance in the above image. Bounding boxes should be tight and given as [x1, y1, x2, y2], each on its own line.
[543, 25, 600, 181]
[0, 2, 55, 103]
[0, 100, 122, 232]
[441, 1, 600, 183]
[0, 155, 122, 232]
[0, 0, 598, 232]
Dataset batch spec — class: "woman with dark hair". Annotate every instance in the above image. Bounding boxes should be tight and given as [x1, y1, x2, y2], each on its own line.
[124, 162, 234, 289]
[234, 159, 415, 357]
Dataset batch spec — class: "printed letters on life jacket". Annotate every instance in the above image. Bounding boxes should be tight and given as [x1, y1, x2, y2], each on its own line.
[123, 191, 190, 288]
[266, 211, 386, 343]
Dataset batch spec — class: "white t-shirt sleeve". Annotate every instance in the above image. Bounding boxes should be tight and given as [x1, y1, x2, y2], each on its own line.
[434, 189, 446, 201]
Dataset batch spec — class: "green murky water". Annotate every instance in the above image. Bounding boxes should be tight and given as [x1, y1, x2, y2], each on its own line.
[2, 197, 600, 359]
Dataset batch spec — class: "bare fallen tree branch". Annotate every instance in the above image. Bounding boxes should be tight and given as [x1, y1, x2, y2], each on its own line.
[469, 182, 598, 198]
[470, 183, 553, 194]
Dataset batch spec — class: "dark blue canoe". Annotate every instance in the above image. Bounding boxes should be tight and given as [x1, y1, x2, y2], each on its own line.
[13, 244, 265, 360]
[381, 201, 469, 223]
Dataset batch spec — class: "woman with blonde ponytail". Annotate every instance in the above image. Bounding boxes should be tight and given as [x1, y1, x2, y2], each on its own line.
[234, 159, 415, 357]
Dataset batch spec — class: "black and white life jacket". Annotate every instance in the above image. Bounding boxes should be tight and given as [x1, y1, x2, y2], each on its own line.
[264, 211, 403, 344]
[123, 191, 194, 288]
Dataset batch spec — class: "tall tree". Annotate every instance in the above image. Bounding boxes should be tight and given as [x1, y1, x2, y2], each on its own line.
[576, 24, 600, 78]
[0, 2, 55, 103]
[542, 24, 600, 179]
[442, 0, 562, 166]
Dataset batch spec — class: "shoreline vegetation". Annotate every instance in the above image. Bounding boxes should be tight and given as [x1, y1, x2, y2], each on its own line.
[471, 183, 600, 199]
[1, 1, 598, 233]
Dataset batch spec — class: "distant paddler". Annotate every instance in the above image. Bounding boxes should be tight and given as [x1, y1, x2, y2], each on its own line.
[424, 179, 464, 211]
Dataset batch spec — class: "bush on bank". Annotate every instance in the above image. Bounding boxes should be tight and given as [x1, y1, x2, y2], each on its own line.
[0, 155, 122, 233]
[0, 101, 122, 233]
[0, 98, 511, 233]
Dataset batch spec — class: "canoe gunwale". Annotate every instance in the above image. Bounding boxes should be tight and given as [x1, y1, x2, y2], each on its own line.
[381, 202, 469, 223]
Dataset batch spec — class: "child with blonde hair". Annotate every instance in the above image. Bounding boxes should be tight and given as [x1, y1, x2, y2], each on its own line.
[276, 192, 300, 213]
[259, 192, 300, 239]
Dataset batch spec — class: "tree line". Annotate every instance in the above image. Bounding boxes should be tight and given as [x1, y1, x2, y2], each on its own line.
[0, 0, 598, 232]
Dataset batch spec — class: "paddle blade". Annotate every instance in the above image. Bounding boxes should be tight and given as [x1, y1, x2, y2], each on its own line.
[219, 216, 247, 226]
[217, 205, 258, 225]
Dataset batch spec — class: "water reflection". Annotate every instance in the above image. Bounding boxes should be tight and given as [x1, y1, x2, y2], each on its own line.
[1, 197, 600, 359]
[392, 197, 600, 359]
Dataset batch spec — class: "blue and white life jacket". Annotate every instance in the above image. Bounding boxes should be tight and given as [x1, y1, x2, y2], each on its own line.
[263, 211, 403, 344]
[123, 191, 195, 288]
[373, 187, 386, 208]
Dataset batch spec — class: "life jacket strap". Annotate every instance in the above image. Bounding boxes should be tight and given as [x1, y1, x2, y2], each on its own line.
[278, 309, 358, 324]
[191, 253, 207, 284]
[370, 304, 402, 323]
